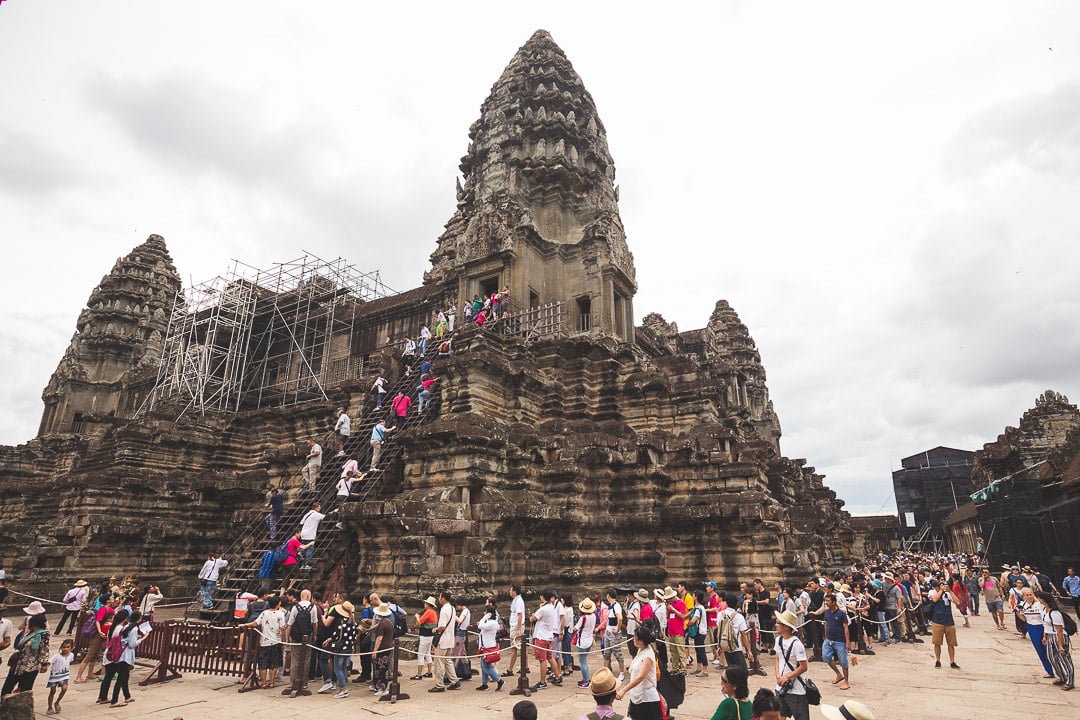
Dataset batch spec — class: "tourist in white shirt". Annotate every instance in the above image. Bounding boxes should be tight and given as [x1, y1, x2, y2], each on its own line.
[56, 580, 88, 635]
[574, 598, 598, 688]
[530, 590, 562, 689]
[505, 584, 527, 676]
[429, 591, 460, 692]
[476, 604, 504, 691]
[615, 626, 662, 720]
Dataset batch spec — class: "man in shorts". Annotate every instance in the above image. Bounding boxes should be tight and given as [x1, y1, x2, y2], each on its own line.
[928, 579, 960, 669]
[810, 593, 850, 689]
[530, 590, 562, 689]
[602, 589, 627, 682]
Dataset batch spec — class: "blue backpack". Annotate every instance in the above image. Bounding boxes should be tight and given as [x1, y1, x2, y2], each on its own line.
[258, 550, 277, 579]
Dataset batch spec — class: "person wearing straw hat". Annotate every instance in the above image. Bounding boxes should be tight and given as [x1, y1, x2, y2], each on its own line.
[412, 596, 438, 680]
[56, 581, 88, 635]
[577, 666, 619, 720]
[660, 586, 688, 674]
[773, 609, 809, 720]
[574, 597, 599, 688]
[370, 603, 396, 697]
[820, 700, 876, 720]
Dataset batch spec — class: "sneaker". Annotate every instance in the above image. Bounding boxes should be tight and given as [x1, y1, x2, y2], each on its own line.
[373, 689, 388, 697]
[335, 451, 346, 457]
[318, 682, 334, 693]
[475, 684, 489, 691]
[617, 672, 625, 682]
[409, 674, 422, 681]
[334, 522, 344, 529]
[496, 679, 504, 691]
[550, 678, 563, 686]
[934, 661, 941, 668]
[503, 670, 514, 677]
[447, 681, 462, 690]
[712, 659, 722, 666]
[428, 686, 446, 693]
[950, 662, 960, 669]
[333, 690, 349, 699]
[532, 682, 548, 690]
[577, 680, 590, 688]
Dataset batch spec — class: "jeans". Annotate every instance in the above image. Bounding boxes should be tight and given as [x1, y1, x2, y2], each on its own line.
[823, 639, 849, 667]
[876, 611, 890, 642]
[418, 337, 428, 355]
[480, 657, 501, 684]
[577, 645, 592, 683]
[418, 390, 431, 412]
[300, 540, 315, 566]
[333, 654, 349, 690]
[561, 631, 573, 667]
[375, 392, 385, 409]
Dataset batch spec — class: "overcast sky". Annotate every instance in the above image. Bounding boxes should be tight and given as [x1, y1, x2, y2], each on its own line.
[2, 2, 1078, 515]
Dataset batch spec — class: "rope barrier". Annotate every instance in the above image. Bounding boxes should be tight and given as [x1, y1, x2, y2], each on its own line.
[3, 587, 190, 611]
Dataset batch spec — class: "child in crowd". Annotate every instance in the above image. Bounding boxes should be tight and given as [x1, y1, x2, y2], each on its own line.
[47, 639, 74, 715]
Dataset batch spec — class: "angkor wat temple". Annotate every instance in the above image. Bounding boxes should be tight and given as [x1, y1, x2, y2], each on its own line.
[0, 31, 853, 604]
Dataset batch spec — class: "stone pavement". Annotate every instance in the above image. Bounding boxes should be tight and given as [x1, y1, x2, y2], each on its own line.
[13, 611, 1077, 719]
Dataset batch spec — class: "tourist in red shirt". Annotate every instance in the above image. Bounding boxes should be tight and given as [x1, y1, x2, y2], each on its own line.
[662, 586, 689, 673]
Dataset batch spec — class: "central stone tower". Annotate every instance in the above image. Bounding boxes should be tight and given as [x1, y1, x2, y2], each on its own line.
[427, 29, 636, 341]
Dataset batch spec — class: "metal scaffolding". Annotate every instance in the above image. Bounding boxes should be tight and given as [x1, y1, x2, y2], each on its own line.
[143, 253, 393, 418]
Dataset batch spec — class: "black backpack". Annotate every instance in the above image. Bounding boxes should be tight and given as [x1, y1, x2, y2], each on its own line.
[1061, 611, 1078, 637]
[290, 603, 316, 641]
[392, 606, 408, 637]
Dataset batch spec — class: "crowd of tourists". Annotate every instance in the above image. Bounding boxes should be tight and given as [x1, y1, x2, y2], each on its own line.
[1, 550, 1077, 717]
[0, 574, 165, 714]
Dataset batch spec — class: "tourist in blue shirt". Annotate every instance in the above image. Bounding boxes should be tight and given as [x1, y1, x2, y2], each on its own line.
[1062, 567, 1080, 617]
[809, 594, 850, 690]
[369, 420, 396, 471]
[928, 579, 960, 670]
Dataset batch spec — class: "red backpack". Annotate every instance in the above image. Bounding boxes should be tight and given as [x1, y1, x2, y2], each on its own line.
[105, 628, 126, 663]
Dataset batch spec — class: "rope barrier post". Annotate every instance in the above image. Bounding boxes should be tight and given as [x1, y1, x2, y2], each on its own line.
[285, 634, 312, 697]
[238, 628, 261, 693]
[140, 621, 182, 686]
[379, 638, 410, 703]
[509, 633, 531, 697]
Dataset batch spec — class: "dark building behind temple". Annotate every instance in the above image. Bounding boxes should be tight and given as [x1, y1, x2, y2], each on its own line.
[892, 446, 974, 550]
[971, 391, 1080, 575]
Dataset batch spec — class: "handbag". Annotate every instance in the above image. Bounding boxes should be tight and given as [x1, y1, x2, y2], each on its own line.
[481, 646, 501, 664]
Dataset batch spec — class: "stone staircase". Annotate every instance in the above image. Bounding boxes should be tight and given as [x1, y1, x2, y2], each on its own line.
[186, 337, 448, 617]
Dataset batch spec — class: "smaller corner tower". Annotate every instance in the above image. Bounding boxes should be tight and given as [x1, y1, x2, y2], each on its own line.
[38, 234, 181, 436]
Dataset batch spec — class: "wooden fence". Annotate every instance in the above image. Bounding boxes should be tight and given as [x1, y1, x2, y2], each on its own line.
[71, 610, 256, 687]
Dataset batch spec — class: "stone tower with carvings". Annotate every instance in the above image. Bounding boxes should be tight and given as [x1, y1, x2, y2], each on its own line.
[427, 30, 636, 342]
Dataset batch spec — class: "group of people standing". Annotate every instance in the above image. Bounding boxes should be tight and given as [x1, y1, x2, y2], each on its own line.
[0, 576, 164, 714]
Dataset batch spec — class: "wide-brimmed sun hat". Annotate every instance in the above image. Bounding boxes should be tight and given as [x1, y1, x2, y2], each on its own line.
[338, 601, 355, 614]
[74, 580, 88, 587]
[821, 700, 876, 720]
[661, 586, 678, 600]
[774, 610, 799, 630]
[634, 588, 651, 603]
[373, 603, 392, 617]
[579, 598, 596, 614]
[22, 601, 46, 616]
[423, 596, 437, 607]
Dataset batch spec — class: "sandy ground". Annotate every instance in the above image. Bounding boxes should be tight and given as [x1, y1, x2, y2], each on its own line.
[13, 609, 1079, 719]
